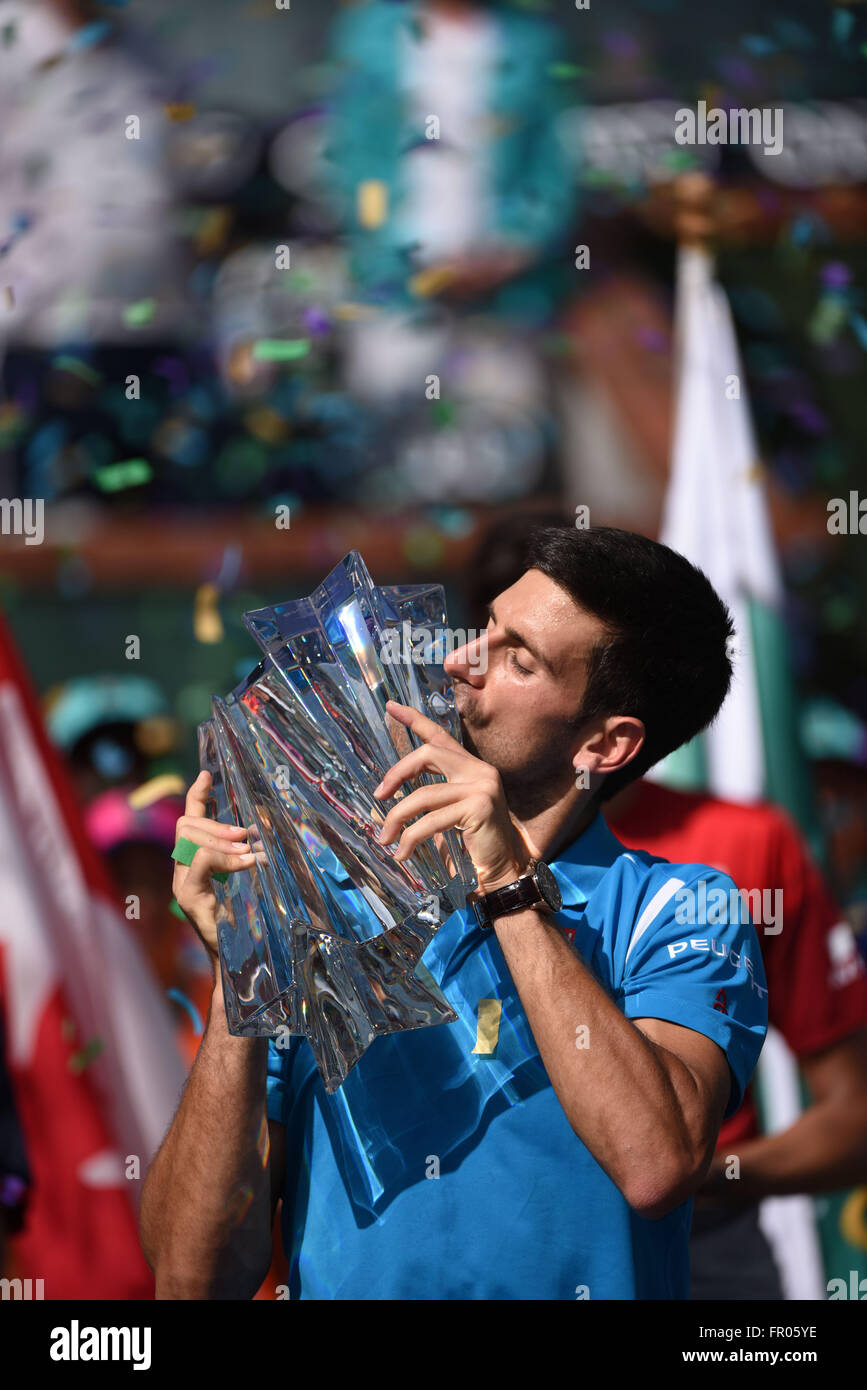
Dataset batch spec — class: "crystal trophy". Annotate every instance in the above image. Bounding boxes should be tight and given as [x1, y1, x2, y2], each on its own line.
[198, 551, 478, 1092]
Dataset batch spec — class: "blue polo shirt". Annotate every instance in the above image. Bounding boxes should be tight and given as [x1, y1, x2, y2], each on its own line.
[265, 810, 768, 1300]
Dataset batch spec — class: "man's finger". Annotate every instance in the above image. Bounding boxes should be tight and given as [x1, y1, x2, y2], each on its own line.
[378, 781, 463, 844]
[182, 847, 256, 897]
[176, 815, 249, 843]
[184, 770, 212, 819]
[374, 741, 467, 800]
[385, 699, 459, 750]
[393, 805, 464, 862]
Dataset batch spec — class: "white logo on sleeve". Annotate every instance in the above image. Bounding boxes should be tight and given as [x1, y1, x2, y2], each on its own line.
[666, 938, 768, 998]
[827, 921, 865, 990]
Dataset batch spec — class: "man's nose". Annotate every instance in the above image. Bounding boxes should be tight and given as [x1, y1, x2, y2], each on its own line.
[444, 631, 487, 686]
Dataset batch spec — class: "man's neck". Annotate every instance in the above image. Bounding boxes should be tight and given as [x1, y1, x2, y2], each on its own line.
[511, 790, 600, 868]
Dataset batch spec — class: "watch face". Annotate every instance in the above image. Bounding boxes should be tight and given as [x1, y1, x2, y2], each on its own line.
[535, 860, 562, 912]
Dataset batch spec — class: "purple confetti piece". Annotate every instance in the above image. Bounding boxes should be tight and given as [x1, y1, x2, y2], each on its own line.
[153, 356, 190, 394]
[820, 261, 852, 290]
[302, 306, 332, 336]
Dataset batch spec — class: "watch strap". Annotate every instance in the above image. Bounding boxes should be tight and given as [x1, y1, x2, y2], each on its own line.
[471, 868, 542, 928]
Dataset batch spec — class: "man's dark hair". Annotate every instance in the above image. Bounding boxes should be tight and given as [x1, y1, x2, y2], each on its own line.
[524, 525, 736, 803]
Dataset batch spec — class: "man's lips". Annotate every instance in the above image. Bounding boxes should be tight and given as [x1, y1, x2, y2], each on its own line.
[452, 684, 473, 717]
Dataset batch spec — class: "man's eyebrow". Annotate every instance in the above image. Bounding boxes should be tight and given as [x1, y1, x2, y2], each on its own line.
[486, 601, 557, 676]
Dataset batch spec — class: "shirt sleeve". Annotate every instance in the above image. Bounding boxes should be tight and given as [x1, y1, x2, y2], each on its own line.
[760, 809, 867, 1056]
[616, 869, 769, 1120]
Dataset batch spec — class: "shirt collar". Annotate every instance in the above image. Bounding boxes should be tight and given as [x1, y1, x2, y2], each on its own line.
[547, 809, 628, 909]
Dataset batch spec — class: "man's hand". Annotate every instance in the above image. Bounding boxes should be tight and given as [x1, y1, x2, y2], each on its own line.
[373, 699, 530, 894]
[172, 771, 255, 959]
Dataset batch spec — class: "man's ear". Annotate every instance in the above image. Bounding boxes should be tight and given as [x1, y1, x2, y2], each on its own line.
[579, 717, 645, 779]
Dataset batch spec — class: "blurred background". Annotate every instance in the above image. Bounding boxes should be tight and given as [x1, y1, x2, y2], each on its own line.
[1, 0, 866, 1303]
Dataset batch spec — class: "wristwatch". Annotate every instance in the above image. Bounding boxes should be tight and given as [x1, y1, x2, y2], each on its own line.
[470, 859, 562, 929]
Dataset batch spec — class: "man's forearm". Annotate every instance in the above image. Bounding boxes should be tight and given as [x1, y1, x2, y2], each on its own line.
[493, 908, 708, 1212]
[140, 983, 273, 1299]
[706, 1100, 867, 1201]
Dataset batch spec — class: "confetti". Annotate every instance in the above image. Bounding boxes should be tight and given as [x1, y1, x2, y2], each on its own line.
[428, 505, 475, 539]
[153, 356, 189, 392]
[52, 355, 102, 387]
[195, 206, 233, 255]
[68, 21, 112, 52]
[244, 406, 290, 442]
[0, 402, 26, 448]
[431, 399, 456, 428]
[741, 34, 777, 56]
[123, 298, 157, 328]
[357, 180, 388, 230]
[152, 417, 208, 468]
[472, 999, 502, 1056]
[302, 306, 332, 336]
[215, 542, 243, 591]
[820, 262, 852, 290]
[548, 62, 588, 79]
[808, 296, 848, 346]
[409, 264, 457, 298]
[166, 988, 204, 1035]
[165, 102, 197, 123]
[333, 302, 378, 321]
[68, 1036, 104, 1074]
[91, 458, 152, 492]
[402, 525, 444, 569]
[251, 339, 310, 362]
[193, 582, 224, 644]
[832, 7, 855, 43]
[128, 774, 187, 810]
[849, 312, 867, 351]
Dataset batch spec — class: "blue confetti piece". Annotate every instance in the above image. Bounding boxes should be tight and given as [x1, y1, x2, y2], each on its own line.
[772, 18, 812, 49]
[215, 542, 243, 590]
[849, 312, 867, 351]
[741, 34, 777, 56]
[166, 988, 204, 1036]
[25, 421, 67, 498]
[789, 215, 815, 247]
[832, 8, 855, 43]
[68, 20, 112, 52]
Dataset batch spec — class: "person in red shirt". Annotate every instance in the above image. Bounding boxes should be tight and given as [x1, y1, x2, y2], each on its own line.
[606, 776, 867, 1299]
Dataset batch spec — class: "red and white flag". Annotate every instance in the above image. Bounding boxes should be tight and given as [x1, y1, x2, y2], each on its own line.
[0, 611, 187, 1298]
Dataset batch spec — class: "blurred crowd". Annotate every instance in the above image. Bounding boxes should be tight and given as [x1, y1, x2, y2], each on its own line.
[0, 0, 582, 511]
